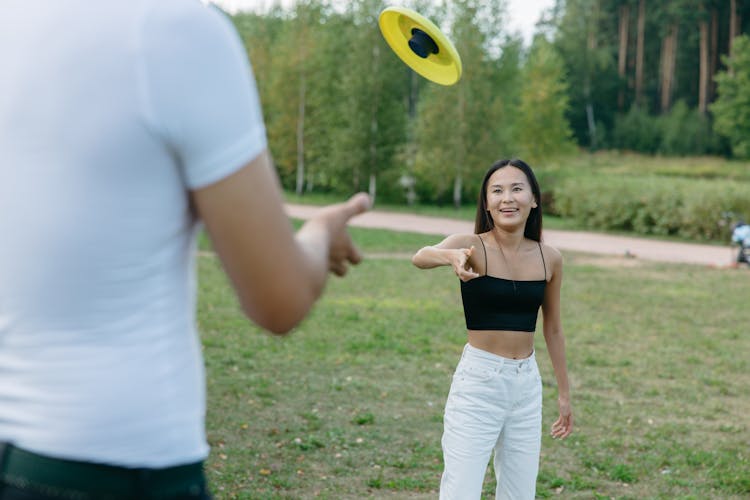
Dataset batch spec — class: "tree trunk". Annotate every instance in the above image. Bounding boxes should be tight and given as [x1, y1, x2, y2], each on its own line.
[659, 32, 667, 111]
[588, 1, 599, 52]
[407, 70, 418, 206]
[453, 173, 462, 211]
[586, 1, 598, 148]
[730, 0, 738, 57]
[368, 44, 380, 204]
[699, 20, 709, 115]
[454, 86, 465, 210]
[369, 173, 377, 203]
[295, 74, 306, 196]
[586, 100, 597, 148]
[710, 8, 718, 100]
[618, 4, 630, 109]
[660, 24, 678, 112]
[306, 170, 314, 192]
[635, 0, 646, 106]
[369, 116, 377, 203]
[408, 68, 418, 120]
[668, 24, 678, 111]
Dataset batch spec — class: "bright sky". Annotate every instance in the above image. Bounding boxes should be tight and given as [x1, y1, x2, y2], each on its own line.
[209, 0, 556, 46]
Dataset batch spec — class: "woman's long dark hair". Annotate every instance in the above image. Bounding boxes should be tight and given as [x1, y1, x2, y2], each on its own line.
[473, 158, 543, 241]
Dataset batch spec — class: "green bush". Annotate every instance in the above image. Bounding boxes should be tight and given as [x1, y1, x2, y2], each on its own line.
[612, 103, 721, 156]
[658, 101, 720, 156]
[612, 106, 661, 153]
[553, 175, 750, 241]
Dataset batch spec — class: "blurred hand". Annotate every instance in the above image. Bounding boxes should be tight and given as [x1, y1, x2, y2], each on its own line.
[313, 193, 371, 276]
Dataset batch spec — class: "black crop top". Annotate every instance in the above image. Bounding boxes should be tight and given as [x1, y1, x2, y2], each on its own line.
[460, 235, 547, 332]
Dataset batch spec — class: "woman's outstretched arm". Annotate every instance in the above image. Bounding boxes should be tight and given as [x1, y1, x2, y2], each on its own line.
[412, 234, 480, 281]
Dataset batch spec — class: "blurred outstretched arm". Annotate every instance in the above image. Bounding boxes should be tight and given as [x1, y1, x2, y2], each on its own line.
[192, 149, 370, 334]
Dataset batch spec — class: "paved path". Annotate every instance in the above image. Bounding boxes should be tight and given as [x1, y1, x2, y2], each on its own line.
[285, 204, 737, 268]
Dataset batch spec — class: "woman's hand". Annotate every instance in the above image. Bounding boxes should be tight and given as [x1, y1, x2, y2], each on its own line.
[452, 246, 479, 282]
[550, 397, 573, 439]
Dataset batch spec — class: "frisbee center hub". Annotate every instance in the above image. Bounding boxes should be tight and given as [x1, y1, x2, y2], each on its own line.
[408, 28, 439, 58]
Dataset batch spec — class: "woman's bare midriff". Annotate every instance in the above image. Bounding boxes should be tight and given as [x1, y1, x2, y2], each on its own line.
[467, 330, 535, 359]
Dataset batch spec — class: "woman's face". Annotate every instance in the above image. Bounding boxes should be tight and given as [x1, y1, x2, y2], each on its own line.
[485, 166, 537, 230]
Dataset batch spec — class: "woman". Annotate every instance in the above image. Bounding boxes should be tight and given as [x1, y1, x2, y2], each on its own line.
[412, 159, 572, 499]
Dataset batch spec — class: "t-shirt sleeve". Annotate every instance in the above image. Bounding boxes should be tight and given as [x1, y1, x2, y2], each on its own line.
[139, 0, 267, 189]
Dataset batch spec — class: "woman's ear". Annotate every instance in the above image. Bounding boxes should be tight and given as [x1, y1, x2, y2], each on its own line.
[532, 198, 538, 208]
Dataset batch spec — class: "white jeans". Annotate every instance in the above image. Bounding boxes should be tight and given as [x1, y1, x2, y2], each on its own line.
[440, 343, 543, 500]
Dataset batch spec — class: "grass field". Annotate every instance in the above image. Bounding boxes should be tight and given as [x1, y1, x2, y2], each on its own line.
[198, 226, 750, 499]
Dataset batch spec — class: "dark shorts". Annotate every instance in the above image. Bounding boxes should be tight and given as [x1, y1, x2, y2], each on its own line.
[0, 443, 211, 500]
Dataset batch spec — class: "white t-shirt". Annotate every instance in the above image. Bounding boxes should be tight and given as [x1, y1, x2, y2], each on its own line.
[733, 224, 750, 246]
[0, 0, 267, 467]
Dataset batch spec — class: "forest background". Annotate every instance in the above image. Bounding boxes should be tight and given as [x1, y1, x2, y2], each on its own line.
[227, 0, 750, 242]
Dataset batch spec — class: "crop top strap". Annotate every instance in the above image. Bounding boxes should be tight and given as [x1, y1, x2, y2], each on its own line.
[538, 241, 547, 281]
[477, 234, 488, 275]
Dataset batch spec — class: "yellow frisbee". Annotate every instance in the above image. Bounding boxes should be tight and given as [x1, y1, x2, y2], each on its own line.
[378, 6, 462, 86]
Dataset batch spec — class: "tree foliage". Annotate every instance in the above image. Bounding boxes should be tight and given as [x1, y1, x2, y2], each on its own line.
[516, 37, 575, 163]
[225, 0, 748, 206]
[711, 35, 750, 158]
[230, 0, 577, 206]
[550, 0, 748, 155]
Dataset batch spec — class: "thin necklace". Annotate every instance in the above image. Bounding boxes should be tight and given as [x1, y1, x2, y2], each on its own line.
[491, 230, 522, 292]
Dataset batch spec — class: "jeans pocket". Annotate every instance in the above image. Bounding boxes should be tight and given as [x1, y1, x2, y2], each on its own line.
[456, 363, 495, 384]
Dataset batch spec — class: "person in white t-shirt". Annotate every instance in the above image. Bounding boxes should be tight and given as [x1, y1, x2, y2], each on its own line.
[732, 221, 750, 265]
[0, 0, 369, 498]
